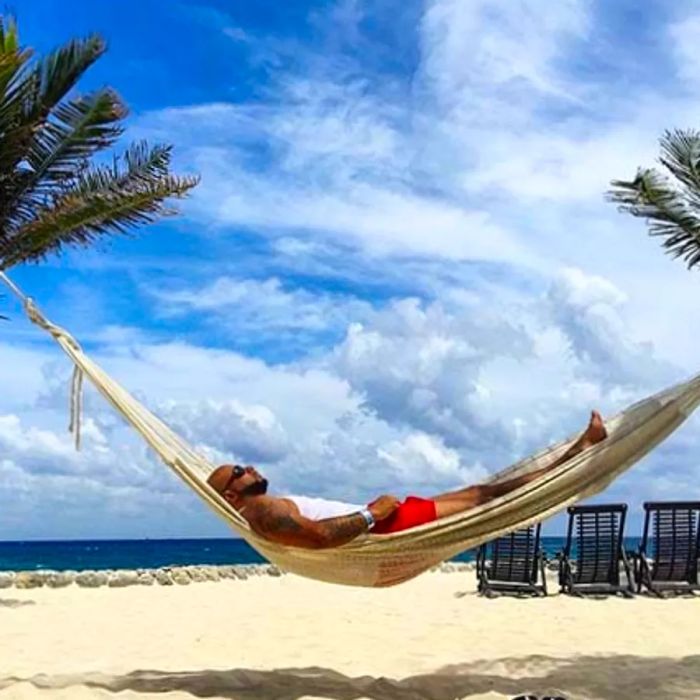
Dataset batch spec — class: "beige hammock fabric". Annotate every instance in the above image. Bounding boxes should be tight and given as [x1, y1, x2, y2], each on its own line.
[3, 270, 700, 588]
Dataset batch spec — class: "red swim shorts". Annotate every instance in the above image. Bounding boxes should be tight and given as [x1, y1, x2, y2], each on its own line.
[370, 496, 437, 535]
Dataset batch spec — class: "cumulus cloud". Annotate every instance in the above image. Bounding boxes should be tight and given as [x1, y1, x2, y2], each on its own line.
[157, 398, 289, 463]
[330, 267, 680, 465]
[377, 432, 484, 487]
[331, 297, 531, 454]
[150, 275, 374, 347]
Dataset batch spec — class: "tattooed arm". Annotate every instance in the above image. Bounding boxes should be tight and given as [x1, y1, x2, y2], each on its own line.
[247, 496, 399, 549]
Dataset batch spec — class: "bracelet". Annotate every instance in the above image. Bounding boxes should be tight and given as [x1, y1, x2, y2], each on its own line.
[359, 507, 375, 530]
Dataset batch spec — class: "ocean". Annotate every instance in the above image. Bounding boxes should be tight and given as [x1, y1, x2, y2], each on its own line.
[0, 537, 645, 572]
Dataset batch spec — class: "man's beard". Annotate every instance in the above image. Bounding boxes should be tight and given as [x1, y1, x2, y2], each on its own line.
[241, 479, 268, 496]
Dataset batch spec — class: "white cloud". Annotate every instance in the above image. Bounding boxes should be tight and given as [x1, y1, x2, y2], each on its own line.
[669, 12, 700, 87]
[151, 275, 374, 340]
[157, 397, 290, 463]
[130, 0, 700, 320]
[551, 267, 628, 309]
[329, 266, 682, 470]
[377, 432, 483, 487]
[180, 136, 536, 265]
[0, 342, 56, 407]
[419, 0, 590, 105]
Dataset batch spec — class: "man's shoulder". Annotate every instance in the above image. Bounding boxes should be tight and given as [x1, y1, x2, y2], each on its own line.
[242, 495, 293, 519]
[242, 496, 306, 540]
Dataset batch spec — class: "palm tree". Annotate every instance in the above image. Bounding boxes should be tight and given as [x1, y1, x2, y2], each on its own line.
[609, 129, 700, 269]
[0, 16, 198, 271]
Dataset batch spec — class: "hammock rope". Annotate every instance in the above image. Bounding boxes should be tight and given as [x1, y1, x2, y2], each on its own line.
[0, 272, 85, 448]
[2, 269, 700, 587]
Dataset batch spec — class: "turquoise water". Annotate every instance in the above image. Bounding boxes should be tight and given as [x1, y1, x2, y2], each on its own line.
[0, 537, 644, 572]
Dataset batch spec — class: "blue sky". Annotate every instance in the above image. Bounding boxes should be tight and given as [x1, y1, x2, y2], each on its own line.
[3, 0, 700, 540]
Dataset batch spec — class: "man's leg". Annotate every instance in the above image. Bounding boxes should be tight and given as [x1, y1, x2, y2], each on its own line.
[430, 410, 607, 518]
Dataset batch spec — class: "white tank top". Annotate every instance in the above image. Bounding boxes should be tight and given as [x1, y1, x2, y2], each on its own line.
[281, 495, 363, 520]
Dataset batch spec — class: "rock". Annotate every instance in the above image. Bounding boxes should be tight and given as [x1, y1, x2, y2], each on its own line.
[0, 572, 15, 589]
[45, 571, 75, 588]
[267, 565, 282, 577]
[216, 566, 236, 580]
[75, 570, 108, 588]
[154, 569, 173, 586]
[14, 571, 46, 589]
[190, 566, 213, 583]
[108, 570, 140, 587]
[192, 566, 221, 581]
[230, 566, 249, 580]
[171, 568, 192, 585]
[187, 567, 207, 583]
[137, 572, 155, 586]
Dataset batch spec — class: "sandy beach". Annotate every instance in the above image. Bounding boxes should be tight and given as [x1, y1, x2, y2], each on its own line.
[0, 569, 698, 700]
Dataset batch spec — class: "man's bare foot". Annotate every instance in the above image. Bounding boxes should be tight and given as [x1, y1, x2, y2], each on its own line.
[550, 410, 608, 468]
[580, 410, 607, 449]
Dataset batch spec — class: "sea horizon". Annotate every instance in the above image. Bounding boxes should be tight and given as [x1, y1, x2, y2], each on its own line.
[0, 536, 645, 573]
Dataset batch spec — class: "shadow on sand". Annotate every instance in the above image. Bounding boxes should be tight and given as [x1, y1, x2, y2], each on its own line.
[0, 598, 35, 608]
[1, 654, 699, 699]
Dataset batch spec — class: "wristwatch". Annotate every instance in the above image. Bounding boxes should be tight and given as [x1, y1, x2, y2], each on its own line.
[359, 507, 375, 530]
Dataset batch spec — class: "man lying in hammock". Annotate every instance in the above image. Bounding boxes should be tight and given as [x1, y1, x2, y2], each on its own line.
[207, 411, 607, 549]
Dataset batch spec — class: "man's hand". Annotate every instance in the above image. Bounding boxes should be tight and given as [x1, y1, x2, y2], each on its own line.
[368, 495, 400, 522]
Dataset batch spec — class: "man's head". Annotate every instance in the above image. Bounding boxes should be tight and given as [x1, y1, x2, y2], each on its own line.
[207, 464, 269, 504]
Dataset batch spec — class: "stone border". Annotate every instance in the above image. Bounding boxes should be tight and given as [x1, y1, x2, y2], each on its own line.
[0, 561, 475, 589]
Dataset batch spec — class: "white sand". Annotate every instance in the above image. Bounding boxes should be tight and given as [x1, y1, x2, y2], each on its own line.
[0, 571, 699, 699]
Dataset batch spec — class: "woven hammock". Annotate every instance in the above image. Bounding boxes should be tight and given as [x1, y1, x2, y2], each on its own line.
[2, 270, 700, 588]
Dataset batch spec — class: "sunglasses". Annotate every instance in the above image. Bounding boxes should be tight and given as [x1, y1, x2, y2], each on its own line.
[223, 465, 246, 492]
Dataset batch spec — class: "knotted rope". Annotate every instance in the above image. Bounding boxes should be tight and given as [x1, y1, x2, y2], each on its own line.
[0, 271, 85, 449]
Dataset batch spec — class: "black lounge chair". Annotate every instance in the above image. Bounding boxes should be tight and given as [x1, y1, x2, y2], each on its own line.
[634, 501, 700, 596]
[558, 504, 634, 597]
[476, 524, 547, 597]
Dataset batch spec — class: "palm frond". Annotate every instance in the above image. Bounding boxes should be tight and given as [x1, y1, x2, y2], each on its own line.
[608, 129, 700, 269]
[0, 16, 199, 272]
[78, 141, 175, 192]
[1, 142, 199, 268]
[658, 129, 700, 201]
[0, 19, 35, 175]
[1, 89, 127, 230]
[29, 34, 106, 122]
[26, 89, 126, 185]
[0, 17, 30, 94]
[0, 32, 106, 182]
